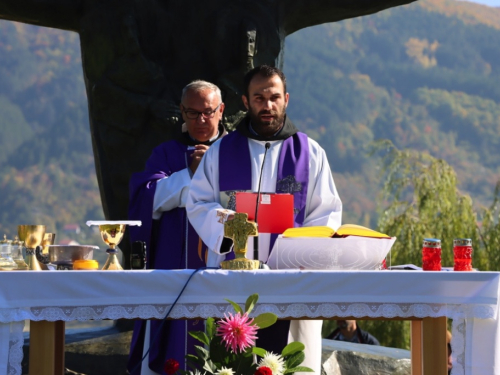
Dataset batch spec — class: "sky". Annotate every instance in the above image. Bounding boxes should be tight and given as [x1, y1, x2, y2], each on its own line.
[461, 0, 500, 7]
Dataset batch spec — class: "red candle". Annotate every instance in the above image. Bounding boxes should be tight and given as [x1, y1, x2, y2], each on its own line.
[422, 238, 441, 271]
[453, 238, 473, 271]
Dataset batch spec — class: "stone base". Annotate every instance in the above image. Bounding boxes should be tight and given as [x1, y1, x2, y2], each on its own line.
[22, 325, 132, 375]
[220, 258, 261, 270]
[321, 339, 411, 375]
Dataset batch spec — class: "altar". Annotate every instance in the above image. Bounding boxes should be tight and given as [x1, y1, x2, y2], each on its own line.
[0, 269, 499, 375]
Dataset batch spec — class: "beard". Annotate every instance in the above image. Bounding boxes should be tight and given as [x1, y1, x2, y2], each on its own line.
[247, 104, 286, 137]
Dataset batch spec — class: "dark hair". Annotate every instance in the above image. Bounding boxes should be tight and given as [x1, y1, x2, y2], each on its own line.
[243, 65, 287, 98]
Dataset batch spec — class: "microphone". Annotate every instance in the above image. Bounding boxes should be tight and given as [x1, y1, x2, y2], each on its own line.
[254, 142, 271, 266]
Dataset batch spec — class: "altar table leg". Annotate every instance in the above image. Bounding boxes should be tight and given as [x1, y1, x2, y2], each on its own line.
[422, 317, 447, 374]
[411, 320, 423, 375]
[29, 320, 65, 375]
[411, 318, 447, 375]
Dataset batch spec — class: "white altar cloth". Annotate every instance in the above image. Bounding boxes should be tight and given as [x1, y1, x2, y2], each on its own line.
[0, 269, 499, 375]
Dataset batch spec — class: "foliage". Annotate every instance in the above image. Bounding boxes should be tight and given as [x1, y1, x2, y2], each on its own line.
[0, 164, 103, 238]
[0, 20, 101, 236]
[284, 0, 500, 225]
[356, 140, 499, 349]
[322, 319, 411, 351]
[174, 294, 312, 375]
[479, 182, 500, 271]
[370, 139, 481, 267]
[324, 139, 496, 350]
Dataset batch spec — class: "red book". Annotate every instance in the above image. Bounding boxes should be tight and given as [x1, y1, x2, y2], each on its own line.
[235, 192, 294, 234]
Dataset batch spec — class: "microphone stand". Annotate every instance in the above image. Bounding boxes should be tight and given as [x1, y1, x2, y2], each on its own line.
[255, 142, 271, 269]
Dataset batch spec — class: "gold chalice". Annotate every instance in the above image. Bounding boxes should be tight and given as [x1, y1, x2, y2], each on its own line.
[41, 233, 56, 254]
[86, 220, 142, 270]
[99, 224, 125, 270]
[36, 232, 57, 270]
[18, 225, 46, 271]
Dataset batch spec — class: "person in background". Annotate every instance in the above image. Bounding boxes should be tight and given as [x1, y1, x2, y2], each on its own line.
[447, 330, 453, 375]
[127, 80, 226, 374]
[327, 320, 380, 345]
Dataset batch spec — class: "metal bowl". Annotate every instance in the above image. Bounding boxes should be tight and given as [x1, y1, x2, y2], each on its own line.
[47, 245, 98, 265]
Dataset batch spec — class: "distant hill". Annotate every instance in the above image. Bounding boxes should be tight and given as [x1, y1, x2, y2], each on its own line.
[0, 21, 101, 237]
[284, 0, 500, 224]
[0, 0, 499, 235]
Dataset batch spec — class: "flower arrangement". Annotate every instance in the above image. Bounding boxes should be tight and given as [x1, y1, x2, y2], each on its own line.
[164, 293, 313, 375]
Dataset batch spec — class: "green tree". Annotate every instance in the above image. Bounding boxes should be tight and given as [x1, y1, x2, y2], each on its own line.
[479, 182, 500, 271]
[372, 139, 481, 268]
[325, 140, 485, 350]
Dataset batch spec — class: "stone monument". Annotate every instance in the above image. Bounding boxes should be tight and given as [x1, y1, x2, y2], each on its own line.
[0, 0, 415, 266]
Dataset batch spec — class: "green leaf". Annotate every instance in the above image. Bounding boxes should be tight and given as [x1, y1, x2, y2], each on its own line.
[209, 335, 235, 365]
[281, 341, 305, 357]
[252, 312, 277, 329]
[284, 366, 314, 374]
[206, 317, 216, 339]
[202, 361, 216, 375]
[245, 293, 259, 314]
[252, 346, 267, 357]
[185, 354, 204, 367]
[188, 331, 210, 346]
[194, 345, 210, 360]
[225, 298, 243, 314]
[229, 352, 256, 375]
[285, 351, 305, 369]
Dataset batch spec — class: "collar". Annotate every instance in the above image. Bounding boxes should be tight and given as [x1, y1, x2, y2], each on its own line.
[236, 115, 298, 141]
[176, 122, 227, 146]
[248, 122, 284, 138]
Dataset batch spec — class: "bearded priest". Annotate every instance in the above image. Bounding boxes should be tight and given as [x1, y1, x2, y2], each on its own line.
[187, 65, 342, 374]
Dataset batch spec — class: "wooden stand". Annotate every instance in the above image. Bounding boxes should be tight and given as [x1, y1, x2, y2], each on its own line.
[29, 320, 65, 375]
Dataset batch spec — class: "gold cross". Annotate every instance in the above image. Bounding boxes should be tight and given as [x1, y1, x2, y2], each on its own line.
[224, 213, 258, 259]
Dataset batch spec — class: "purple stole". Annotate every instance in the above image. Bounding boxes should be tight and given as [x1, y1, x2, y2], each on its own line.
[127, 140, 207, 374]
[219, 130, 310, 250]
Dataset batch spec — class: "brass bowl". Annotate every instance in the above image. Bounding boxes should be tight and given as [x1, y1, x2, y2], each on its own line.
[47, 245, 98, 265]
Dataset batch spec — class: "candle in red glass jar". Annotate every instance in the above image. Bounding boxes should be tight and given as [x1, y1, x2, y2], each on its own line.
[453, 238, 473, 271]
[422, 238, 441, 271]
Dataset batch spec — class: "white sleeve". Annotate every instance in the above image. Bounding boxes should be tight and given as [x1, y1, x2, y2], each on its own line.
[303, 139, 343, 230]
[186, 141, 235, 255]
[152, 168, 191, 219]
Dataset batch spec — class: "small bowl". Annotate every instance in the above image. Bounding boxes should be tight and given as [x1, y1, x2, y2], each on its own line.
[73, 259, 99, 270]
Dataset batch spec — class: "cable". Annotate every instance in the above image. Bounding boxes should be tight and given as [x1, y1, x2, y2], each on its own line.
[130, 266, 219, 374]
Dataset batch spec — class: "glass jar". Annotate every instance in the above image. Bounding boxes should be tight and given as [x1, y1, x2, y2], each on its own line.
[0, 235, 18, 270]
[453, 238, 473, 271]
[11, 237, 29, 270]
[422, 238, 441, 271]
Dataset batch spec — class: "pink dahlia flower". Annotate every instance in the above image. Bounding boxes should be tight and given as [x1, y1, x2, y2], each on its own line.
[216, 312, 258, 353]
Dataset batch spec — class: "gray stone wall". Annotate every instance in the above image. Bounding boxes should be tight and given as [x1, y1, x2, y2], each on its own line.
[322, 339, 411, 375]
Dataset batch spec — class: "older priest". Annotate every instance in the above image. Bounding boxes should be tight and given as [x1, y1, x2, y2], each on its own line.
[128, 80, 226, 374]
[186, 65, 342, 373]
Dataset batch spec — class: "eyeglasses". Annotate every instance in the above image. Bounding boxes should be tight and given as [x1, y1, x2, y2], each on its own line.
[182, 103, 222, 120]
